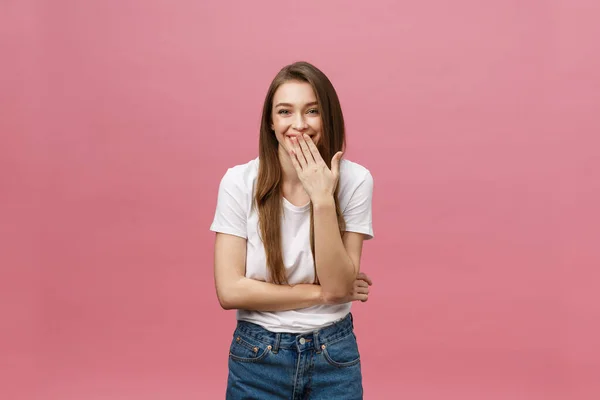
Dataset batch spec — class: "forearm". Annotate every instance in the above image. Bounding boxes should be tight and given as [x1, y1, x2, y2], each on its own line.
[312, 196, 358, 298]
[219, 277, 323, 312]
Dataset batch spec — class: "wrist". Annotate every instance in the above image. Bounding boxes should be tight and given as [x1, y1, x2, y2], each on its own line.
[311, 195, 335, 210]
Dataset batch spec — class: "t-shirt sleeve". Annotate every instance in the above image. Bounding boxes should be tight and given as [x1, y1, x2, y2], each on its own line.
[209, 169, 248, 239]
[342, 170, 374, 240]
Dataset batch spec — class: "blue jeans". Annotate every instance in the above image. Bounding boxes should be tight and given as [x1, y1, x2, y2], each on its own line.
[226, 313, 363, 400]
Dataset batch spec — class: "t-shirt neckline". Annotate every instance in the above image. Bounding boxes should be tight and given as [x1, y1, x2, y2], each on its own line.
[282, 197, 310, 213]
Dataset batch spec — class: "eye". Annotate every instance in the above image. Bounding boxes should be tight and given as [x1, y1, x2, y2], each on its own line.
[277, 109, 290, 115]
[307, 109, 319, 114]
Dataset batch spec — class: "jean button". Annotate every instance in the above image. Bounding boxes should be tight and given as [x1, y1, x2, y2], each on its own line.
[299, 338, 306, 345]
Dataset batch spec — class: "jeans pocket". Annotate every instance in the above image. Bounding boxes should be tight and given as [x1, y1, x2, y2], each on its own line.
[229, 332, 272, 363]
[321, 332, 361, 368]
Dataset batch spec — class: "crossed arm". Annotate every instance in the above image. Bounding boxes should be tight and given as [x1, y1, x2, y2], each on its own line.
[213, 230, 370, 312]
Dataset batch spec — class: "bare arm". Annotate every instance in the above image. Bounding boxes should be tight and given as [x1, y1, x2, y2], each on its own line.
[313, 197, 364, 300]
[286, 135, 372, 301]
[214, 232, 371, 311]
[214, 232, 324, 311]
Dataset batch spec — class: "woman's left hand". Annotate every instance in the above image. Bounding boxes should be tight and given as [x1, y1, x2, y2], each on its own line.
[286, 134, 343, 205]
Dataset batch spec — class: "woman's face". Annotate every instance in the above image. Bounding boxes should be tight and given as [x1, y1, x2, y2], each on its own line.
[271, 81, 322, 154]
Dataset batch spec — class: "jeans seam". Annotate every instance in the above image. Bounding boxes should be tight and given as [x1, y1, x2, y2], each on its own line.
[235, 329, 274, 347]
[321, 346, 361, 368]
[229, 346, 272, 363]
[321, 330, 354, 347]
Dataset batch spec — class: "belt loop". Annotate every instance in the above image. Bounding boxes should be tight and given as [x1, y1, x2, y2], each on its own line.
[314, 331, 321, 353]
[272, 333, 280, 354]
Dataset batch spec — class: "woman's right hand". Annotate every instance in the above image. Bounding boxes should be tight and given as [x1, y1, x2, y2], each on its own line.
[322, 272, 373, 305]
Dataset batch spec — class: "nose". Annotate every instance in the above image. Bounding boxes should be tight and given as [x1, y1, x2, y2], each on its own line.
[291, 112, 308, 131]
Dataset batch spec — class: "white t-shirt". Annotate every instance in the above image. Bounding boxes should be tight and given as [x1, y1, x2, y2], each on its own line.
[210, 157, 374, 333]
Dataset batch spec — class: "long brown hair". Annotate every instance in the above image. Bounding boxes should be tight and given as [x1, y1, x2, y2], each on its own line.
[254, 61, 347, 285]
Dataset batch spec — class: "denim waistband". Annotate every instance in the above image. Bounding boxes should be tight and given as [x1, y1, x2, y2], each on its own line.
[234, 313, 355, 354]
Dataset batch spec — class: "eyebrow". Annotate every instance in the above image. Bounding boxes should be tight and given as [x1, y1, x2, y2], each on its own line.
[274, 101, 319, 108]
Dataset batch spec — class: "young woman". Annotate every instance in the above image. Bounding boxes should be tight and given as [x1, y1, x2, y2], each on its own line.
[210, 61, 374, 399]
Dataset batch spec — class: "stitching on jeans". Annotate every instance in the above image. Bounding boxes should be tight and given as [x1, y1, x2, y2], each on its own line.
[321, 330, 353, 347]
[321, 346, 361, 368]
[229, 346, 271, 363]
[235, 329, 273, 347]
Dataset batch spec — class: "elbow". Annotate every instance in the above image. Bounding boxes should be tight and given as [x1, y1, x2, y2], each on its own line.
[322, 281, 355, 304]
[217, 289, 238, 310]
[320, 271, 357, 302]
[322, 291, 346, 304]
[218, 297, 234, 310]
[216, 277, 246, 310]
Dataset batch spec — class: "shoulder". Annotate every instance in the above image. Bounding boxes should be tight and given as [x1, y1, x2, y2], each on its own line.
[219, 157, 260, 191]
[339, 158, 373, 190]
[337, 158, 373, 207]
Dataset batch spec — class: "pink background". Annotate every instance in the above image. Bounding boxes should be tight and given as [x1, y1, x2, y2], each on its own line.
[2, 0, 599, 399]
